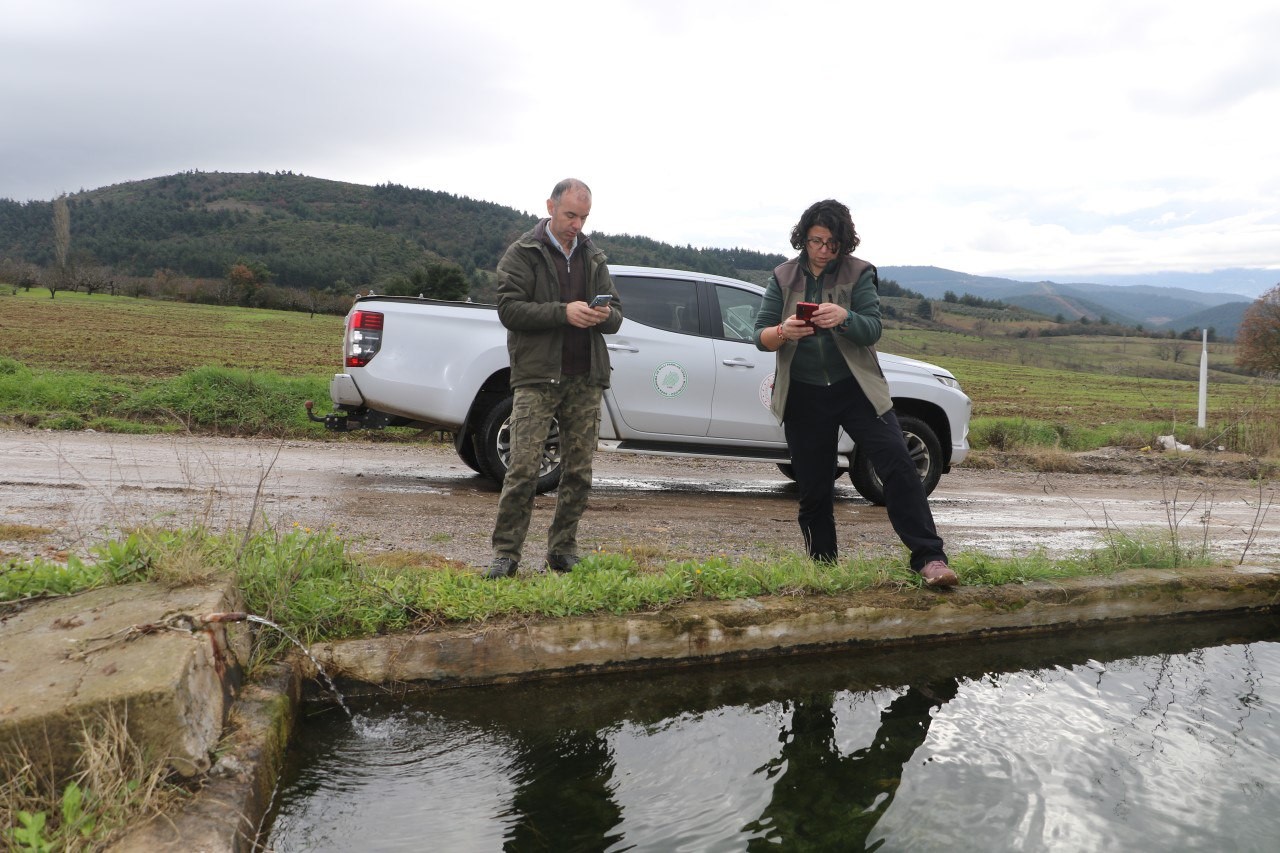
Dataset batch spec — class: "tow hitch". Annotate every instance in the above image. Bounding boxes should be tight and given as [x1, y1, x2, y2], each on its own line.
[304, 400, 394, 431]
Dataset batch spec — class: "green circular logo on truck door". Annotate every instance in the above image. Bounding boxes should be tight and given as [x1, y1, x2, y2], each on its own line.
[653, 362, 687, 397]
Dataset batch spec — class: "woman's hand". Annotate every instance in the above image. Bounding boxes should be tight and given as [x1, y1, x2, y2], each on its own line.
[810, 302, 850, 330]
[778, 315, 814, 342]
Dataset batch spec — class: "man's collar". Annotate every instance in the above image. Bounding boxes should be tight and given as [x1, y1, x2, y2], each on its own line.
[539, 218, 578, 257]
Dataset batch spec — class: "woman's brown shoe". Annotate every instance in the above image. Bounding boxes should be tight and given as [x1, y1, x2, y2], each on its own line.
[920, 560, 959, 588]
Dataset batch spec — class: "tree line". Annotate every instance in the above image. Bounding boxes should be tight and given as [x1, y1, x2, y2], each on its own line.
[3, 171, 1276, 373]
[0, 171, 786, 295]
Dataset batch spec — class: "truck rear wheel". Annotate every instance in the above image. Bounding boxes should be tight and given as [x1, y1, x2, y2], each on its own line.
[475, 396, 564, 494]
[848, 414, 943, 506]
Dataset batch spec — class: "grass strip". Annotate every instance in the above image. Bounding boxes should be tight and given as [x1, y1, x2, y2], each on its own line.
[2, 526, 1220, 653]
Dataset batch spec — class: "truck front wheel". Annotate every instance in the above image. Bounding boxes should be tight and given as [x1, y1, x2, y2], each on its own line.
[474, 396, 564, 494]
[455, 429, 483, 474]
[848, 414, 943, 506]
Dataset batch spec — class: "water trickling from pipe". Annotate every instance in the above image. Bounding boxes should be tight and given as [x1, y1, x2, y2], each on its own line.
[242, 614, 354, 720]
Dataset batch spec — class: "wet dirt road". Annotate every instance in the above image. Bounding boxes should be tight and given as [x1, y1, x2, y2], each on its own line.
[2, 429, 1277, 569]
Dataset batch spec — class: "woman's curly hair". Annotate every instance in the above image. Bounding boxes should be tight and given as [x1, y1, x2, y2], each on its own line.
[789, 199, 860, 257]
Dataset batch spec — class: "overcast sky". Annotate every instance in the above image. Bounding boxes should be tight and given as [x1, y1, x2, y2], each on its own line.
[3, 0, 1278, 281]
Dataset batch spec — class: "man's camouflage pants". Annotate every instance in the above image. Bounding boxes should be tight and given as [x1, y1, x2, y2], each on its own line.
[491, 375, 603, 564]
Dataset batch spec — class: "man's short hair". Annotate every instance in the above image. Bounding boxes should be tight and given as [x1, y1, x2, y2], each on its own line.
[551, 178, 592, 202]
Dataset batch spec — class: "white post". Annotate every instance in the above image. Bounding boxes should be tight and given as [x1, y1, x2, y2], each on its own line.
[1197, 328, 1208, 429]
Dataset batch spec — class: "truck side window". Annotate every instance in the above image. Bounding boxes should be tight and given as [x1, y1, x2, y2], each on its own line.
[613, 276, 698, 334]
[715, 284, 761, 340]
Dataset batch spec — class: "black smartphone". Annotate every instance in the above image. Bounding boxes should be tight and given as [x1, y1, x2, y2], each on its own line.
[796, 301, 818, 326]
[589, 294, 613, 308]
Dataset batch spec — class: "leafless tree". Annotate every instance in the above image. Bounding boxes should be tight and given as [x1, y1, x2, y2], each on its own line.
[51, 195, 72, 298]
[77, 265, 114, 296]
[151, 268, 180, 299]
[17, 261, 42, 291]
[0, 258, 22, 293]
[1154, 341, 1189, 364]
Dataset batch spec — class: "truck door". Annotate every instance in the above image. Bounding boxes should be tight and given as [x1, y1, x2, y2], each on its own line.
[706, 282, 788, 444]
[606, 274, 713, 437]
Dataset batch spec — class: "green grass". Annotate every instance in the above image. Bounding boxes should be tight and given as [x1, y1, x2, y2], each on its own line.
[0, 355, 330, 436]
[0, 525, 1225, 655]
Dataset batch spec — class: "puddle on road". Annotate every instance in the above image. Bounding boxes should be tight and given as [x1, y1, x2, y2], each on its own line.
[592, 475, 786, 495]
[367, 482, 450, 496]
[950, 528, 1103, 555]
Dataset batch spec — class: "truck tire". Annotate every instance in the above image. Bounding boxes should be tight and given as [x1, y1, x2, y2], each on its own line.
[848, 414, 943, 506]
[475, 395, 564, 494]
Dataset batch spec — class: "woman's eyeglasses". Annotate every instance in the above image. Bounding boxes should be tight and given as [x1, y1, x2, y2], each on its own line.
[806, 237, 839, 252]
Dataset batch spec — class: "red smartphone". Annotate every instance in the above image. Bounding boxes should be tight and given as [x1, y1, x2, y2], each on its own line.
[796, 302, 818, 326]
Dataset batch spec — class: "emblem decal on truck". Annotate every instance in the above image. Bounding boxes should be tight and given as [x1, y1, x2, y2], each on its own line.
[653, 362, 688, 398]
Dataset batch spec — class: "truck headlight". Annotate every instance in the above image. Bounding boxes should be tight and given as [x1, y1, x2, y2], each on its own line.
[934, 374, 961, 389]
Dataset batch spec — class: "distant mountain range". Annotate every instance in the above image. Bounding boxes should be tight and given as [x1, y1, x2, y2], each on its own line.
[1, 171, 1272, 339]
[1061, 269, 1277, 298]
[879, 265, 1269, 339]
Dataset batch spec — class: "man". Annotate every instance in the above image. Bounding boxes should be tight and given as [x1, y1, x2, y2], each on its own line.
[485, 179, 623, 579]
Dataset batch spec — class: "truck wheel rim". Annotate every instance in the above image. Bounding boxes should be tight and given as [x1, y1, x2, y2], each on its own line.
[496, 417, 562, 478]
[869, 429, 932, 489]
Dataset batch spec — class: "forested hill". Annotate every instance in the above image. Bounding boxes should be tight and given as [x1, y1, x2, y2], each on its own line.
[0, 171, 786, 291]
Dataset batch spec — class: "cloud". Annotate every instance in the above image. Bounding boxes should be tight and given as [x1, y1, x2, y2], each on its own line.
[2, 0, 1278, 277]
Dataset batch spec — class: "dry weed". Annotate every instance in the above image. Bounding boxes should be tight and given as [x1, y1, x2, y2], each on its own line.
[0, 523, 53, 541]
[1, 708, 187, 849]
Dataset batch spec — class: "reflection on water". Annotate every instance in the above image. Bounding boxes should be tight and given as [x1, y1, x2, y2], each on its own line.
[264, 614, 1280, 852]
[742, 679, 958, 849]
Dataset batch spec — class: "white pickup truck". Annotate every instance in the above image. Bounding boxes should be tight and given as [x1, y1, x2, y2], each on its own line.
[309, 265, 971, 504]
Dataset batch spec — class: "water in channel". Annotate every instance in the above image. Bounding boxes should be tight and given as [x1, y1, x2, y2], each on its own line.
[263, 613, 1280, 852]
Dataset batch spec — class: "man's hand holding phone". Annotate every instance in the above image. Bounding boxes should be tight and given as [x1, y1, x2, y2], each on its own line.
[570, 293, 613, 328]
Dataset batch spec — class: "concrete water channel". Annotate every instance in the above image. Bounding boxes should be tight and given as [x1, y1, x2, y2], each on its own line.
[3, 564, 1278, 850]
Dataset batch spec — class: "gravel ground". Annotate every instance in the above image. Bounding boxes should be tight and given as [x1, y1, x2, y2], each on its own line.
[2, 429, 1277, 570]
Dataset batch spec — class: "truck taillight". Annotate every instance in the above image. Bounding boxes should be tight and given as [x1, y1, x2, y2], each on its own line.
[345, 310, 384, 367]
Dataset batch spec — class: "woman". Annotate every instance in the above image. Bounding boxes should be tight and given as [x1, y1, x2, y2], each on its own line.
[754, 199, 957, 587]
